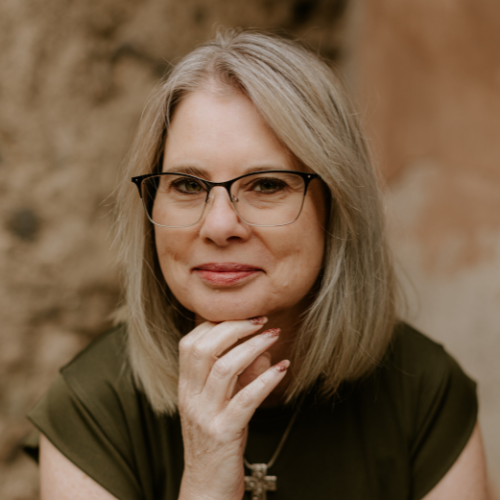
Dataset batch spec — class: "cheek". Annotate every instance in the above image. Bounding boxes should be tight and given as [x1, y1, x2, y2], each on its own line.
[154, 230, 200, 312]
[154, 229, 190, 283]
[296, 210, 325, 284]
[297, 196, 326, 259]
[295, 233, 324, 285]
[270, 215, 325, 297]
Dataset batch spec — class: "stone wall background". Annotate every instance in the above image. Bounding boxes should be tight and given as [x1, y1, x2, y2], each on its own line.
[0, 0, 498, 498]
[0, 1, 347, 498]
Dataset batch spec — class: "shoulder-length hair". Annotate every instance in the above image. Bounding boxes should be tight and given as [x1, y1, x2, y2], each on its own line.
[115, 29, 396, 415]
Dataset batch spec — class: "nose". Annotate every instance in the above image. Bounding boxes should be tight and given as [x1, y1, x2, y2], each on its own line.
[198, 186, 251, 245]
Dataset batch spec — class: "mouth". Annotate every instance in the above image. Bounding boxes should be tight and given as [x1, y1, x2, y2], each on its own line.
[192, 262, 263, 286]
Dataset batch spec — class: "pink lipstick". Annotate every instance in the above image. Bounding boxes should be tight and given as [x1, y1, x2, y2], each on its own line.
[193, 263, 262, 286]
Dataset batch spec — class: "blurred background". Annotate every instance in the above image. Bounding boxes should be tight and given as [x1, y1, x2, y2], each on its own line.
[0, 0, 498, 498]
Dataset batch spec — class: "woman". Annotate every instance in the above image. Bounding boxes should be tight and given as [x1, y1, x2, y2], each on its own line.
[27, 31, 489, 499]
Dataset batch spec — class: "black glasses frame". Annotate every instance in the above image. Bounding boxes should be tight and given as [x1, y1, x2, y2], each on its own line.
[131, 170, 320, 227]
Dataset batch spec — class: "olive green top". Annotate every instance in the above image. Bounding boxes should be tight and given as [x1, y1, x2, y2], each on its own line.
[25, 323, 477, 500]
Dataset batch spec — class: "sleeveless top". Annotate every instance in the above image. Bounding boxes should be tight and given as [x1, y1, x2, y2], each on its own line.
[25, 322, 477, 500]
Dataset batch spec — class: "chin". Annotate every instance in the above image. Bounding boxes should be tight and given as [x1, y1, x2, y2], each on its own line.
[189, 292, 270, 323]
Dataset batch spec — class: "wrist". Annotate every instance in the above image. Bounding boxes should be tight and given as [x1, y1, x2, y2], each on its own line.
[179, 475, 243, 500]
[178, 488, 242, 500]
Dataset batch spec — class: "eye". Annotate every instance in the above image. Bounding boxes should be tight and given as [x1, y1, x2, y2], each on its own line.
[172, 178, 205, 193]
[251, 178, 287, 193]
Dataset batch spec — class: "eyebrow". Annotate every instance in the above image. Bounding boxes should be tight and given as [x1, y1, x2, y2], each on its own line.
[163, 166, 208, 178]
[162, 165, 291, 180]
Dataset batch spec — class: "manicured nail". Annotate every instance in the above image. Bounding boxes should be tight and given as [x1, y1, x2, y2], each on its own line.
[250, 316, 268, 325]
[261, 328, 280, 338]
[273, 360, 290, 372]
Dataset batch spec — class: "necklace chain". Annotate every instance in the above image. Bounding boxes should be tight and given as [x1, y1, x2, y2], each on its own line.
[243, 393, 305, 471]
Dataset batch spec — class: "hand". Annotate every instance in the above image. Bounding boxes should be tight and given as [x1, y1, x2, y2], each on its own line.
[177, 318, 290, 500]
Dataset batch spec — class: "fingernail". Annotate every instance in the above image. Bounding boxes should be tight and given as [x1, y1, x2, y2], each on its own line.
[273, 360, 290, 372]
[250, 316, 268, 325]
[261, 328, 280, 338]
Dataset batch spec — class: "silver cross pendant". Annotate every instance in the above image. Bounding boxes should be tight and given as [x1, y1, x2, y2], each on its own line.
[244, 463, 277, 500]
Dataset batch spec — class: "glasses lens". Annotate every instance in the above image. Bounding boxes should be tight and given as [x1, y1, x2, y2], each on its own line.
[142, 174, 207, 227]
[232, 172, 306, 226]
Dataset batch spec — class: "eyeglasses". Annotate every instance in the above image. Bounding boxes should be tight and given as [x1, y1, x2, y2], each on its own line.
[131, 170, 320, 228]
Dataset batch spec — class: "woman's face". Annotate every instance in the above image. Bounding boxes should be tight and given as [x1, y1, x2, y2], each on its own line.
[155, 88, 326, 323]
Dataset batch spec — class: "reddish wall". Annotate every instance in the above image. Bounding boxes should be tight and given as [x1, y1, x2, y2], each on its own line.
[353, 0, 500, 492]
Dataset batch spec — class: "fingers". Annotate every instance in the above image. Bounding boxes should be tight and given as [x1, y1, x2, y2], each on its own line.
[225, 360, 290, 431]
[204, 330, 279, 404]
[229, 352, 272, 400]
[178, 317, 268, 395]
[235, 352, 272, 394]
[178, 321, 217, 391]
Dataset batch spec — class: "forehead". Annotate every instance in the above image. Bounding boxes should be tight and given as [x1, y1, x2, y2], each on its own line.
[162, 90, 302, 180]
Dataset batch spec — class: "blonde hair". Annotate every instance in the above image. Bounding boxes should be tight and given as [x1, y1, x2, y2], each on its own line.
[115, 30, 396, 414]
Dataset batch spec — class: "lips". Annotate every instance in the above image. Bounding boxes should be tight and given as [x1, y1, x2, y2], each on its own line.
[192, 262, 263, 286]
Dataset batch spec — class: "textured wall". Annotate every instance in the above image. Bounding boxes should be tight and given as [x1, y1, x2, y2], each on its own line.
[2, 0, 498, 497]
[352, 0, 500, 495]
[0, 1, 346, 498]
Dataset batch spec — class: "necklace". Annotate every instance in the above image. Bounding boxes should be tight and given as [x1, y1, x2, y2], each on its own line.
[243, 394, 305, 500]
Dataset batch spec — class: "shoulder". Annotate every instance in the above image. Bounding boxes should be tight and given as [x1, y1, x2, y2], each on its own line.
[377, 322, 477, 449]
[383, 322, 476, 391]
[28, 325, 156, 500]
[61, 323, 129, 382]
[59, 323, 141, 427]
[386, 322, 453, 375]
[389, 322, 447, 362]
